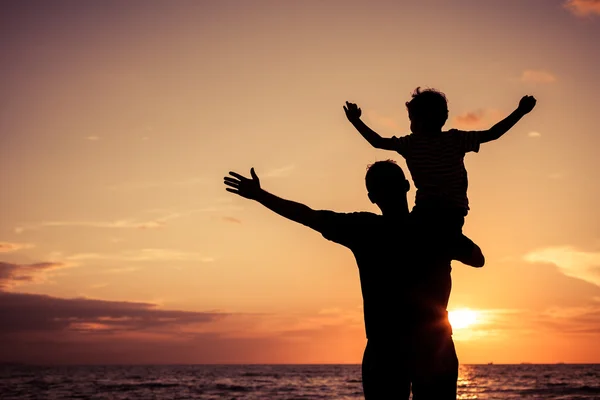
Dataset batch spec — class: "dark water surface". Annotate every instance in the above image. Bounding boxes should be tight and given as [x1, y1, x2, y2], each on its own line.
[1, 364, 599, 399]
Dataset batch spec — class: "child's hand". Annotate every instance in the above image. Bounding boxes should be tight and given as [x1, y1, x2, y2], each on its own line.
[518, 95, 537, 114]
[343, 101, 362, 121]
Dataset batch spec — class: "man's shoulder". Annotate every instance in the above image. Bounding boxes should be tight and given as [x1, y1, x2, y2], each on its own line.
[316, 211, 382, 246]
[317, 210, 380, 225]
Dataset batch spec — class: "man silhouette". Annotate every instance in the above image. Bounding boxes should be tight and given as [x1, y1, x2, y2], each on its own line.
[224, 160, 483, 399]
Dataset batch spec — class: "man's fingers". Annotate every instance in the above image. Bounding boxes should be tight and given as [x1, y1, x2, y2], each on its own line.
[225, 188, 240, 195]
[250, 167, 259, 181]
[228, 171, 247, 181]
[223, 178, 241, 187]
[343, 105, 348, 112]
[223, 180, 239, 189]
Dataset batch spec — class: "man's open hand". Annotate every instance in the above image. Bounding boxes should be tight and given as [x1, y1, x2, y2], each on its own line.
[224, 168, 262, 200]
[343, 101, 362, 121]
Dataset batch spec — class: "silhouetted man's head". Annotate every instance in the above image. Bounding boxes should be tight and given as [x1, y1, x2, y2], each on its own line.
[365, 160, 410, 208]
[405, 87, 449, 134]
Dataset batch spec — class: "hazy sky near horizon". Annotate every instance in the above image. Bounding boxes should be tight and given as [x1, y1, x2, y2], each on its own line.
[1, 0, 600, 364]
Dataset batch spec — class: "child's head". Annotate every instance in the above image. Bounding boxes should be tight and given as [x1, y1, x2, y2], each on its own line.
[405, 87, 448, 134]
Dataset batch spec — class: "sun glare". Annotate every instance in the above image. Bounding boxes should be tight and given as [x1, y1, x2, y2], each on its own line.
[448, 309, 478, 330]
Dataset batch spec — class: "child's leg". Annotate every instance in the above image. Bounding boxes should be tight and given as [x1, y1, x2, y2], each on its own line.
[444, 210, 485, 267]
[410, 206, 475, 263]
[452, 234, 484, 267]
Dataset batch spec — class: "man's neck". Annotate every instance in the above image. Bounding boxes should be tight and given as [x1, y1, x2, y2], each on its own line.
[379, 204, 409, 220]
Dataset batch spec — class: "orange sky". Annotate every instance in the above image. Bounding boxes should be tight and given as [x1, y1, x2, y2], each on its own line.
[1, 0, 600, 364]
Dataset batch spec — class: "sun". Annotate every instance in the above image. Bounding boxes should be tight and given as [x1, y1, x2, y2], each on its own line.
[448, 309, 478, 330]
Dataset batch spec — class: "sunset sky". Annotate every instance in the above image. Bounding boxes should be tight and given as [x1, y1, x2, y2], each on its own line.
[2, 0, 600, 364]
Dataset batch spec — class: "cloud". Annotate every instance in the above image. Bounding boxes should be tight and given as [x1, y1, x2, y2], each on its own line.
[16, 204, 244, 234]
[0, 293, 365, 364]
[365, 110, 400, 130]
[15, 218, 168, 233]
[533, 306, 600, 334]
[103, 266, 141, 274]
[454, 110, 485, 128]
[528, 131, 542, 138]
[524, 246, 600, 287]
[222, 216, 242, 224]
[66, 249, 215, 264]
[564, 0, 600, 17]
[457, 306, 600, 339]
[0, 261, 67, 289]
[548, 171, 567, 179]
[452, 109, 503, 130]
[0, 291, 226, 335]
[262, 165, 295, 179]
[520, 69, 557, 83]
[108, 177, 206, 191]
[15, 213, 182, 233]
[90, 283, 109, 289]
[0, 242, 34, 253]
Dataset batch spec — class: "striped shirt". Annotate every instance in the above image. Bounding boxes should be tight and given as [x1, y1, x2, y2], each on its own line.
[391, 129, 481, 212]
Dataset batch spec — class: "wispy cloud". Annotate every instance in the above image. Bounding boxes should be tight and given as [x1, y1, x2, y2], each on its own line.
[533, 305, 600, 334]
[222, 216, 242, 224]
[108, 177, 207, 191]
[520, 69, 557, 84]
[454, 110, 485, 128]
[103, 266, 142, 274]
[452, 109, 503, 130]
[263, 165, 296, 179]
[66, 249, 215, 264]
[0, 261, 68, 289]
[15, 217, 170, 233]
[90, 283, 109, 289]
[16, 205, 243, 234]
[528, 131, 542, 138]
[564, 0, 600, 17]
[548, 172, 567, 179]
[524, 245, 600, 287]
[0, 242, 34, 253]
[15, 205, 233, 233]
[454, 306, 600, 339]
[365, 110, 400, 130]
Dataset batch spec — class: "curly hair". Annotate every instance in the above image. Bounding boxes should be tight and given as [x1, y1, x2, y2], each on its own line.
[405, 87, 449, 130]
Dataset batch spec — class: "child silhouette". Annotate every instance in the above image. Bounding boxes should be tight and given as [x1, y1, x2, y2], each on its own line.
[344, 87, 536, 254]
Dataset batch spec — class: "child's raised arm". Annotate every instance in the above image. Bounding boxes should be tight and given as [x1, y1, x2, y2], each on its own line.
[343, 101, 399, 151]
[478, 95, 537, 144]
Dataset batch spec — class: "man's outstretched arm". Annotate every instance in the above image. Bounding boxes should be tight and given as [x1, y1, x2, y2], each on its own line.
[224, 168, 322, 231]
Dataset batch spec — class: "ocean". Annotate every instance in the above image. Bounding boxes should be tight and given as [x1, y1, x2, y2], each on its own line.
[1, 364, 599, 399]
